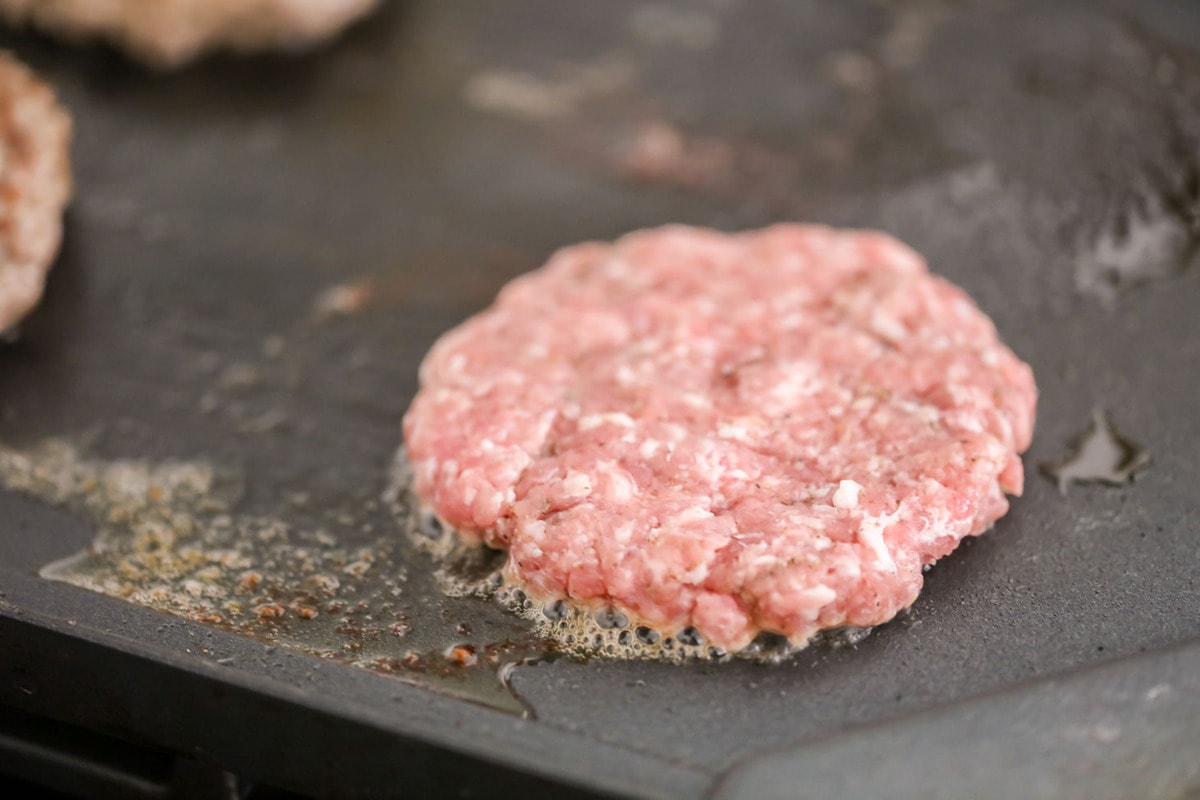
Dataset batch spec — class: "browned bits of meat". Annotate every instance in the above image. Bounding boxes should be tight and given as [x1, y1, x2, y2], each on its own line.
[238, 570, 263, 592]
[0, 52, 71, 334]
[0, 0, 380, 69]
[289, 602, 318, 620]
[446, 645, 478, 668]
[254, 602, 286, 620]
[403, 225, 1038, 654]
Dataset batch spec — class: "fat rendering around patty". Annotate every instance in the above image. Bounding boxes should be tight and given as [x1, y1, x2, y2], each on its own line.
[403, 225, 1037, 654]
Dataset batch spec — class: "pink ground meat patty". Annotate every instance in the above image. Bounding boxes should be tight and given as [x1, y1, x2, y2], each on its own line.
[0, 52, 71, 334]
[403, 225, 1037, 653]
[0, 0, 379, 68]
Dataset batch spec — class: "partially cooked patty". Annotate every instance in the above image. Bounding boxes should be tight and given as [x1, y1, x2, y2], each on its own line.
[403, 225, 1037, 653]
[0, 0, 380, 68]
[0, 52, 71, 334]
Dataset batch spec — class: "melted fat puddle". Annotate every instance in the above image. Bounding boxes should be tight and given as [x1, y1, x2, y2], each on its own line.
[1040, 409, 1151, 493]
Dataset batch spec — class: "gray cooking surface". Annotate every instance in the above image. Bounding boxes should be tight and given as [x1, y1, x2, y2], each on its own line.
[0, 0, 1198, 796]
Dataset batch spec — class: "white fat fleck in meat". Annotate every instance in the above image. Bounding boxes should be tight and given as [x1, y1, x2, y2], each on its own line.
[716, 421, 749, 441]
[832, 555, 862, 579]
[615, 365, 638, 386]
[870, 311, 907, 343]
[478, 491, 504, 521]
[520, 519, 547, 544]
[857, 514, 898, 572]
[595, 465, 637, 503]
[907, 400, 942, 426]
[778, 312, 804, 330]
[832, 479, 862, 509]
[578, 412, 636, 431]
[770, 583, 838, 622]
[530, 410, 558, 449]
[560, 471, 592, 498]
[672, 506, 714, 526]
[663, 424, 689, 442]
[716, 416, 765, 444]
[605, 257, 634, 281]
[757, 362, 820, 416]
[916, 507, 952, 544]
[806, 584, 838, 607]
[849, 395, 876, 413]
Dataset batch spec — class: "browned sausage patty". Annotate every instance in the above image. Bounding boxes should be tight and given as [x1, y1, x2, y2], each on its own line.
[0, 52, 71, 334]
[0, 0, 380, 68]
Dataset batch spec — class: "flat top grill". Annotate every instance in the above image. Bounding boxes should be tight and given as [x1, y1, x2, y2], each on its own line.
[1, 1, 1198, 798]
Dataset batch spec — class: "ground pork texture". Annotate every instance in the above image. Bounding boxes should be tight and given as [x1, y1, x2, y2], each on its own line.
[0, 0, 380, 68]
[0, 52, 71, 334]
[403, 225, 1037, 653]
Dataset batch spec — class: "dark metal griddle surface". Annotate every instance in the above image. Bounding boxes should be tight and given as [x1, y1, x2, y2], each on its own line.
[1, 1, 1199, 798]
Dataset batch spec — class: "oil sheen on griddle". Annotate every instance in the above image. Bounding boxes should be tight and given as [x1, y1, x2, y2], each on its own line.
[1041, 409, 1151, 493]
[0, 438, 548, 717]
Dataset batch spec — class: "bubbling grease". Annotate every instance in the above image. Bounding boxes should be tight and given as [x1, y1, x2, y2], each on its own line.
[495, 584, 873, 664]
[402, 494, 873, 665]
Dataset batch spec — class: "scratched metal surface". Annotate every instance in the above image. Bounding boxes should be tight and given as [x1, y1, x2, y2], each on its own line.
[0, 1, 1198, 797]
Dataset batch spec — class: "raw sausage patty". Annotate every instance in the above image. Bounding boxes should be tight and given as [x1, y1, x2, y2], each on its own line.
[403, 225, 1037, 653]
[0, 52, 71, 334]
[0, 0, 379, 68]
